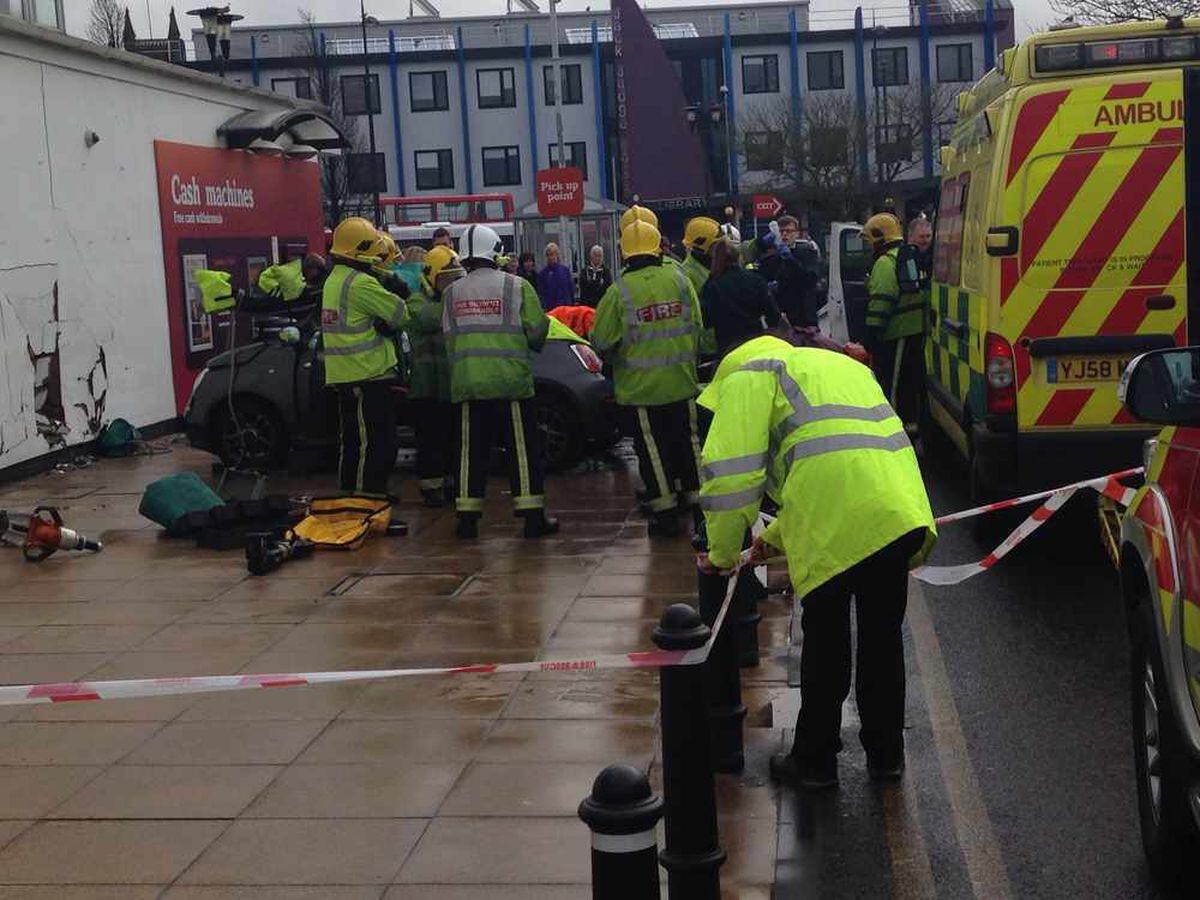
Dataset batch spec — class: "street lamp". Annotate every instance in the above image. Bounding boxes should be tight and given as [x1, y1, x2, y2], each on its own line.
[718, 84, 733, 198]
[186, 6, 241, 77]
[361, 2, 381, 225]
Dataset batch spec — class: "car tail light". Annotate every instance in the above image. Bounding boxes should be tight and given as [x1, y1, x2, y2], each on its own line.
[571, 343, 603, 374]
[985, 332, 1016, 416]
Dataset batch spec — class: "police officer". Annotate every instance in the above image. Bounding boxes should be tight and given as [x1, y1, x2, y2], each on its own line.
[697, 330, 935, 789]
[407, 245, 464, 507]
[442, 225, 558, 539]
[864, 213, 926, 426]
[321, 217, 409, 498]
[593, 220, 705, 538]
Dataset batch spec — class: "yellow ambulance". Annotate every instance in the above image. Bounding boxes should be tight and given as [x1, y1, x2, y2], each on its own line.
[927, 16, 1193, 500]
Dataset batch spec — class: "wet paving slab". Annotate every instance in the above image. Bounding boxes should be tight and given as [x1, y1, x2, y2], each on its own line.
[0, 444, 782, 896]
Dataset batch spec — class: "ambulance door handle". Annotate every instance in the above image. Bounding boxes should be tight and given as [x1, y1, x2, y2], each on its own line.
[1146, 294, 1175, 311]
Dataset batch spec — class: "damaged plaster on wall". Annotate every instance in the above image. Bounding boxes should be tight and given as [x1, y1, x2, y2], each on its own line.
[0, 263, 109, 465]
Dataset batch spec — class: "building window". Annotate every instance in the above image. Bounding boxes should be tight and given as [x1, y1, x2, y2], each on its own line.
[477, 67, 516, 109]
[872, 47, 909, 86]
[745, 131, 784, 171]
[415, 149, 455, 190]
[271, 77, 312, 100]
[544, 64, 583, 105]
[346, 153, 387, 194]
[806, 51, 843, 91]
[548, 141, 588, 178]
[410, 70, 450, 112]
[742, 54, 780, 94]
[936, 43, 974, 83]
[875, 123, 914, 164]
[341, 74, 380, 115]
[22, 0, 62, 28]
[810, 126, 849, 168]
[482, 146, 522, 186]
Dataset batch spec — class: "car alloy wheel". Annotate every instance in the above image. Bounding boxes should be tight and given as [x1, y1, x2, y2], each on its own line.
[1143, 658, 1163, 825]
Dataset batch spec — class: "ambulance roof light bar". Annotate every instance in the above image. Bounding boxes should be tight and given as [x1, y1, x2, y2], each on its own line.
[1035, 33, 1200, 73]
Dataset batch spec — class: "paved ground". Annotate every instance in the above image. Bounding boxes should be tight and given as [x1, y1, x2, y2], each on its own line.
[0, 443, 784, 898]
[772, 455, 1164, 899]
[0, 439, 1169, 898]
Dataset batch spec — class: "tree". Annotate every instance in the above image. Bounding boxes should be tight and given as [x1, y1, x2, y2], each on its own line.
[86, 0, 125, 48]
[1047, 0, 1200, 25]
[739, 81, 957, 224]
[297, 9, 368, 227]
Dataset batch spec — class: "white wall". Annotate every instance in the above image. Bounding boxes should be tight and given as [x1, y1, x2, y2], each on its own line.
[0, 19, 294, 471]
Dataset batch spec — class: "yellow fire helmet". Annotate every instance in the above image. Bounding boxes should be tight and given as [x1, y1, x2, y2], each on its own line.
[331, 216, 387, 264]
[619, 204, 659, 232]
[863, 212, 903, 250]
[682, 216, 721, 252]
[422, 245, 465, 295]
[375, 232, 401, 270]
[620, 220, 663, 260]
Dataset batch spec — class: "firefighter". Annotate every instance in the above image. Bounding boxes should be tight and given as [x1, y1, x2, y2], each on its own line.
[620, 204, 659, 232]
[442, 224, 558, 539]
[864, 212, 925, 427]
[681, 216, 721, 297]
[321, 217, 409, 498]
[697, 330, 935, 789]
[407, 245, 464, 507]
[593, 219, 705, 538]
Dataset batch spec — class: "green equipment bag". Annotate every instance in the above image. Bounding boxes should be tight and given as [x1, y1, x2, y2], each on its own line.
[96, 418, 141, 457]
[138, 472, 225, 536]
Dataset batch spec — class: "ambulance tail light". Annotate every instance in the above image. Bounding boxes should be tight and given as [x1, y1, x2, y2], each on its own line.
[985, 333, 1016, 416]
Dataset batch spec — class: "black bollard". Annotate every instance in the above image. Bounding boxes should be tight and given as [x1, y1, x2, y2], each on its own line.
[732, 568, 765, 668]
[697, 569, 746, 773]
[654, 603, 726, 899]
[578, 763, 665, 900]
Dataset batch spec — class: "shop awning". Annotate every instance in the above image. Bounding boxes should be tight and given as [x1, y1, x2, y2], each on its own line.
[217, 107, 347, 152]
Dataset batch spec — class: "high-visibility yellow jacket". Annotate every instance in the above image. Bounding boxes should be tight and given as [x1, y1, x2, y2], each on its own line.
[321, 264, 408, 385]
[405, 288, 451, 402]
[441, 266, 549, 402]
[592, 258, 703, 406]
[866, 247, 925, 341]
[682, 253, 710, 296]
[698, 334, 935, 595]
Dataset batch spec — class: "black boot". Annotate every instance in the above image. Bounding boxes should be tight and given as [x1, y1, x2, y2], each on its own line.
[648, 511, 681, 538]
[522, 510, 560, 538]
[455, 515, 479, 539]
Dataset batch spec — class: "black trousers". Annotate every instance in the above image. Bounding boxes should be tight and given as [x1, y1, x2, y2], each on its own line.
[411, 399, 455, 492]
[871, 335, 923, 426]
[790, 529, 926, 768]
[456, 399, 545, 515]
[627, 399, 703, 514]
[336, 380, 397, 498]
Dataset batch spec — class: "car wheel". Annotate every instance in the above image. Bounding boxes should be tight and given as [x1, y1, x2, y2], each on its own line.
[212, 396, 289, 471]
[1129, 586, 1200, 894]
[534, 393, 583, 472]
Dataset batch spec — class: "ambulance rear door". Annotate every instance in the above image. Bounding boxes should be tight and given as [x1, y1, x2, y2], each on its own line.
[1001, 71, 1186, 432]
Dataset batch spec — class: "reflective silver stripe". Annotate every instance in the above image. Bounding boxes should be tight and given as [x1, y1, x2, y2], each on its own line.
[387, 302, 407, 329]
[672, 266, 692, 317]
[701, 452, 767, 481]
[739, 357, 899, 428]
[784, 431, 912, 465]
[324, 271, 377, 335]
[617, 268, 694, 345]
[625, 352, 695, 369]
[324, 334, 387, 356]
[454, 324, 526, 335]
[617, 277, 639, 328]
[700, 483, 764, 511]
[450, 347, 528, 361]
[504, 271, 520, 326]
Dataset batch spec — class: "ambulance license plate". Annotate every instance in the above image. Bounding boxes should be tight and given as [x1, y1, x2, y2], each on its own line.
[1045, 356, 1132, 384]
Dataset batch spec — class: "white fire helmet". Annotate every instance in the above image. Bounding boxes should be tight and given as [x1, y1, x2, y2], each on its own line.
[459, 224, 503, 263]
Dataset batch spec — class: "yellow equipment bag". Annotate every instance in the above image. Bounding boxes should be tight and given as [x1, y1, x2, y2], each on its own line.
[196, 269, 236, 313]
[258, 259, 307, 302]
[291, 496, 392, 551]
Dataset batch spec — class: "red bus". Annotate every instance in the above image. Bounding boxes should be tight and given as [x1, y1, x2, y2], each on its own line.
[379, 193, 515, 227]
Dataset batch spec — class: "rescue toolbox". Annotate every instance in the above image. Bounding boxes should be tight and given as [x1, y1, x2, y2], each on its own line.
[928, 16, 1199, 500]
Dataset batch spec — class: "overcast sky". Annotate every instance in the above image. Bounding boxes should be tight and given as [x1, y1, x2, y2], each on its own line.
[67, 0, 1060, 42]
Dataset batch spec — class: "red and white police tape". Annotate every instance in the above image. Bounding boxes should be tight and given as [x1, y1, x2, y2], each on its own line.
[0, 552, 746, 707]
[910, 468, 1142, 586]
